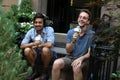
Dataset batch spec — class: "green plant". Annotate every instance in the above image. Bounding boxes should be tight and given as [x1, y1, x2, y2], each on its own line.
[12, 0, 35, 45]
[0, 1, 32, 79]
[18, 0, 33, 21]
[16, 22, 34, 33]
[94, 14, 120, 48]
[19, 0, 33, 13]
[0, 4, 15, 51]
[93, 3, 120, 80]
[112, 70, 120, 79]
[17, 12, 36, 22]
[0, 46, 30, 80]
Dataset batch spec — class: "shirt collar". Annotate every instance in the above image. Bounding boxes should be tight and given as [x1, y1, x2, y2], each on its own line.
[34, 27, 46, 35]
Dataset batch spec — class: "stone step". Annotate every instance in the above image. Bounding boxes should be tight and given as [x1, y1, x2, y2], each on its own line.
[54, 47, 66, 55]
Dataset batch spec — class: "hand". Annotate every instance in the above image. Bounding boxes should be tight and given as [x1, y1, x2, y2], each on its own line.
[34, 40, 41, 46]
[72, 32, 79, 43]
[71, 57, 84, 72]
[32, 45, 37, 48]
[32, 40, 41, 48]
[38, 44, 44, 48]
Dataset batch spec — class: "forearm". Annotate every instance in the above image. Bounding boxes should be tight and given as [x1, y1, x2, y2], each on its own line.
[20, 42, 35, 49]
[79, 48, 90, 60]
[38, 42, 52, 48]
[66, 40, 76, 53]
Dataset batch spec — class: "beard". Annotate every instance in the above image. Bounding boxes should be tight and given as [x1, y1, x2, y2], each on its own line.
[35, 26, 43, 30]
[80, 25, 85, 28]
[35, 27, 43, 34]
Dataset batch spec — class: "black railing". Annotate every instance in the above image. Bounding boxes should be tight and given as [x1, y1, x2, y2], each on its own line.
[88, 45, 118, 80]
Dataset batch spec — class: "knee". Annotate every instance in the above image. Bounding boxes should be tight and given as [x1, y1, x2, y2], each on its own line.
[73, 66, 82, 75]
[42, 47, 51, 56]
[53, 59, 64, 70]
[24, 48, 31, 56]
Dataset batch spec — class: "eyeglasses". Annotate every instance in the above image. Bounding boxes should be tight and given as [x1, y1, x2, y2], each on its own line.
[79, 16, 89, 20]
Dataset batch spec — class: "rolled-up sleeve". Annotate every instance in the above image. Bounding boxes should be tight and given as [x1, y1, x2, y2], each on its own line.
[66, 29, 74, 43]
[21, 29, 32, 44]
[46, 27, 54, 44]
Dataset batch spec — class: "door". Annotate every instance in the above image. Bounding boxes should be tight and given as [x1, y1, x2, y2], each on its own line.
[47, 0, 71, 33]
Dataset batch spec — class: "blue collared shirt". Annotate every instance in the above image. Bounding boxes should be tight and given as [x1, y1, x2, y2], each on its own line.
[66, 28, 95, 58]
[21, 26, 55, 51]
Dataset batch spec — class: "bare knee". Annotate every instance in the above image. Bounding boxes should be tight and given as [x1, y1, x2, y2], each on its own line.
[53, 59, 64, 71]
[24, 48, 31, 56]
[42, 47, 51, 56]
[73, 66, 82, 76]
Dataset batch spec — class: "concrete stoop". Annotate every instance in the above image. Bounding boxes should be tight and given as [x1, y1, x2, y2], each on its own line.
[54, 33, 67, 57]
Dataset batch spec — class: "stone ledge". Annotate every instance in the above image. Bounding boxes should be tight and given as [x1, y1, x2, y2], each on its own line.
[54, 33, 67, 56]
[55, 33, 67, 43]
[54, 47, 67, 55]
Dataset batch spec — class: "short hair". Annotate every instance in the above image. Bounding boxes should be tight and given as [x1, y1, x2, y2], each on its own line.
[80, 9, 92, 21]
[33, 13, 46, 26]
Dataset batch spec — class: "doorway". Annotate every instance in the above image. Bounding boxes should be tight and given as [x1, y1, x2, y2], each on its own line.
[47, 0, 101, 33]
[47, 0, 71, 33]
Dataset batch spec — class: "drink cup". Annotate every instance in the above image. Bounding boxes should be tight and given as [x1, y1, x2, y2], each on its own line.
[74, 26, 81, 33]
[35, 35, 42, 44]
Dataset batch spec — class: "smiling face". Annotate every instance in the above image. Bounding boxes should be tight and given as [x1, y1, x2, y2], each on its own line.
[77, 12, 90, 27]
[34, 18, 44, 31]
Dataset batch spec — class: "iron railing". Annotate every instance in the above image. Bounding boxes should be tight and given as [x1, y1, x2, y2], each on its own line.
[88, 45, 118, 80]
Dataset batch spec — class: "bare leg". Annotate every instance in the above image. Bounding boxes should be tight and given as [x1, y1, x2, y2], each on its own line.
[24, 48, 36, 66]
[73, 65, 83, 80]
[38, 47, 53, 80]
[52, 58, 65, 80]
[24, 48, 39, 80]
[41, 47, 52, 68]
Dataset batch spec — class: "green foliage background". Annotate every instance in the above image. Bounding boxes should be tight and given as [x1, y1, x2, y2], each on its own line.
[19, 0, 33, 13]
[0, 6, 15, 51]
[0, 0, 32, 79]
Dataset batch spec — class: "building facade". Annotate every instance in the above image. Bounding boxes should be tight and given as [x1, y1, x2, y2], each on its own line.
[2, 0, 101, 33]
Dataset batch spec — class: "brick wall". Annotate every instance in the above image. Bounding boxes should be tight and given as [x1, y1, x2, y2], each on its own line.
[1, 0, 47, 14]
[2, 0, 18, 10]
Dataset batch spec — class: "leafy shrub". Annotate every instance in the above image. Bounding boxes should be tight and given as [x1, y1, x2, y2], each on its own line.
[0, 46, 32, 80]
[19, 0, 33, 13]
[112, 70, 120, 79]
[0, 1, 31, 79]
